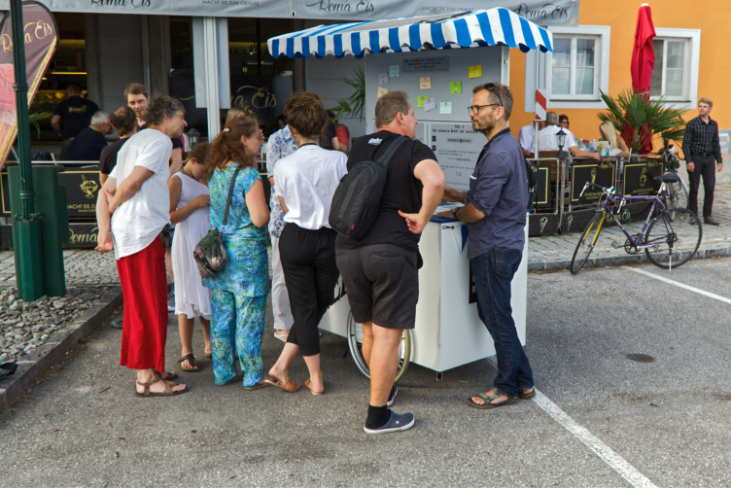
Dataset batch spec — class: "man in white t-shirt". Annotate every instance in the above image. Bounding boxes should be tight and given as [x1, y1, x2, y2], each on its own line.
[95, 96, 189, 397]
[517, 120, 545, 158]
[533, 111, 599, 160]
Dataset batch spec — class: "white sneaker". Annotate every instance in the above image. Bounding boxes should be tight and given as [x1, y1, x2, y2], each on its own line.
[167, 295, 175, 313]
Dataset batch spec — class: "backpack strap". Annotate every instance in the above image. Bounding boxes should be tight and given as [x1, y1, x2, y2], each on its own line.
[221, 166, 243, 235]
[375, 136, 409, 170]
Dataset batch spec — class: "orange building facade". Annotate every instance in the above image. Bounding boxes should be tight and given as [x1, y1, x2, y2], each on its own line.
[508, 0, 729, 155]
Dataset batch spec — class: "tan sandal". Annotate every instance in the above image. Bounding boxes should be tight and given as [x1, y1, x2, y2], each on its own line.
[304, 379, 324, 396]
[263, 376, 300, 392]
[244, 376, 273, 391]
[135, 377, 188, 397]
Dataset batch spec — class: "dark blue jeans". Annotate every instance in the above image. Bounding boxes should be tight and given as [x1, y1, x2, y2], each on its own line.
[471, 248, 534, 398]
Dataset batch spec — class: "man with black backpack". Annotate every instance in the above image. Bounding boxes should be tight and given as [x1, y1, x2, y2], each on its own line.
[333, 91, 444, 434]
[438, 83, 535, 411]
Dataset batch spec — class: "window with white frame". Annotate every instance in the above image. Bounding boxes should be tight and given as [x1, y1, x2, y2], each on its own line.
[650, 38, 690, 100]
[550, 35, 600, 99]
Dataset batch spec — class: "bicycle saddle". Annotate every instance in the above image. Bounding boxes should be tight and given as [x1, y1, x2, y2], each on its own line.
[654, 173, 680, 182]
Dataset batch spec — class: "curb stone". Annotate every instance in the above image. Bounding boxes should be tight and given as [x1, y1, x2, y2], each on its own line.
[528, 245, 731, 272]
[0, 287, 122, 409]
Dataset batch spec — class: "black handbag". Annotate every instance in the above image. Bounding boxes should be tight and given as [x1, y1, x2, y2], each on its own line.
[193, 167, 242, 278]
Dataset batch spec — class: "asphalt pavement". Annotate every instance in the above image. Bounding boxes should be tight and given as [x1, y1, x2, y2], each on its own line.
[2, 258, 731, 487]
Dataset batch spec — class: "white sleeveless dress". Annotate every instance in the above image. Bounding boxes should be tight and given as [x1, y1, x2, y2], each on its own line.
[172, 172, 212, 319]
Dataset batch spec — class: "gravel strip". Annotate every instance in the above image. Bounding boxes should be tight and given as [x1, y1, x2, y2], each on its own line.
[0, 286, 113, 364]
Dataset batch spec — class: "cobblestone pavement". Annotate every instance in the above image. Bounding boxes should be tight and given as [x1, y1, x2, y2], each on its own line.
[529, 184, 731, 271]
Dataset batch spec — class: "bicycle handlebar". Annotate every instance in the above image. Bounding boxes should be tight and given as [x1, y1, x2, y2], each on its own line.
[580, 182, 615, 198]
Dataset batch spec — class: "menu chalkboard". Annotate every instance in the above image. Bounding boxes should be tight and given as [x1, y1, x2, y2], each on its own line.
[570, 161, 616, 203]
[622, 160, 662, 196]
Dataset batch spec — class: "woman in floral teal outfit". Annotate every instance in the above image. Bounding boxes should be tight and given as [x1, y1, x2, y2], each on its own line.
[203, 116, 270, 388]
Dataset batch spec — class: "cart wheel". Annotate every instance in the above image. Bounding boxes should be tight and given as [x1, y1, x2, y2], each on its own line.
[346, 312, 412, 383]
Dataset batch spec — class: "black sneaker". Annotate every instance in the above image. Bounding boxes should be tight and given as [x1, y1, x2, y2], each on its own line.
[363, 410, 415, 435]
[387, 384, 398, 407]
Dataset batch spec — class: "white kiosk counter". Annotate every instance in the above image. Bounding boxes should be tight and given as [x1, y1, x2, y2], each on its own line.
[319, 217, 528, 376]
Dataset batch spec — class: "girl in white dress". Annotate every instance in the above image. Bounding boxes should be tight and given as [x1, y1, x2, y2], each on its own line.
[169, 143, 213, 372]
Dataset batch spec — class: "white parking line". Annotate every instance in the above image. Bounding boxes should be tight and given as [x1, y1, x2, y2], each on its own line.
[625, 266, 731, 304]
[532, 390, 659, 488]
[486, 358, 659, 487]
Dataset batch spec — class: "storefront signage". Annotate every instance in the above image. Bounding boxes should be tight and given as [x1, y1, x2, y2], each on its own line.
[0, 2, 57, 167]
[1, 167, 99, 218]
[570, 160, 616, 203]
[0, 0, 580, 25]
[401, 56, 449, 74]
[430, 123, 483, 192]
[622, 160, 661, 197]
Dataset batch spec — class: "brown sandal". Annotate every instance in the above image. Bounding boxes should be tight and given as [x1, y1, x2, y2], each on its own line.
[135, 377, 188, 397]
[304, 379, 324, 396]
[244, 376, 273, 391]
[263, 376, 300, 392]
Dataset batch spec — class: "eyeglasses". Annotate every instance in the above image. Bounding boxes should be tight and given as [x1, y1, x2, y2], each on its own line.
[467, 103, 500, 114]
[483, 83, 504, 107]
[294, 101, 315, 110]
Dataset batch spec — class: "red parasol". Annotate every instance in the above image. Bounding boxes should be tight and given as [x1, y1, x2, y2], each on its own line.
[624, 3, 656, 154]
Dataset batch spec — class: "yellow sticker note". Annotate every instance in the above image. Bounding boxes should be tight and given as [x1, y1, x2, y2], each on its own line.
[420, 77, 432, 90]
[417, 95, 429, 108]
[468, 65, 482, 79]
[449, 81, 462, 94]
[377, 86, 388, 98]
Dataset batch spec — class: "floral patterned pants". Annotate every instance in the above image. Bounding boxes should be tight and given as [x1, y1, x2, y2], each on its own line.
[210, 289, 266, 387]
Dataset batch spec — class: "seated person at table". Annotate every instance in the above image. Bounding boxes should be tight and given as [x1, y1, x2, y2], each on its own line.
[517, 120, 546, 158]
[599, 121, 630, 157]
[65, 111, 112, 161]
[532, 111, 598, 161]
[559, 114, 570, 130]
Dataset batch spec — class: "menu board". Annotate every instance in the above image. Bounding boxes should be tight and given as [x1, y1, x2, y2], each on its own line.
[430, 123, 484, 192]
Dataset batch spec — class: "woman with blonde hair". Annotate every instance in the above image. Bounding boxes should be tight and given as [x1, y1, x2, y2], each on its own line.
[599, 120, 630, 157]
[203, 116, 270, 388]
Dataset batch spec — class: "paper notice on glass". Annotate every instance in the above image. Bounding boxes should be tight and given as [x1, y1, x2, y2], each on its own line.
[439, 102, 452, 114]
[377, 87, 388, 98]
[378, 72, 389, 85]
[424, 98, 436, 112]
[389, 65, 400, 77]
[417, 95, 429, 108]
[449, 81, 462, 94]
[420, 77, 432, 90]
[431, 123, 484, 192]
[468, 65, 482, 79]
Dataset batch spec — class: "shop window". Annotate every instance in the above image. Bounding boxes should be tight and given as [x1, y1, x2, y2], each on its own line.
[650, 29, 700, 105]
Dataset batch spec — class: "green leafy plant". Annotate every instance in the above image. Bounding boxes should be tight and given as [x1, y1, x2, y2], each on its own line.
[598, 89, 687, 154]
[28, 112, 52, 139]
[328, 65, 365, 123]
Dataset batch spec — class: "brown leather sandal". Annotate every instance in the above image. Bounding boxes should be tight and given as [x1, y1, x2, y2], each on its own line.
[263, 376, 300, 392]
[304, 379, 324, 396]
[135, 377, 189, 397]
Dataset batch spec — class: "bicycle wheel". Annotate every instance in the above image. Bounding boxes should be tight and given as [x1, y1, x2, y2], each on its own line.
[346, 312, 412, 382]
[570, 213, 605, 275]
[645, 208, 702, 269]
[665, 181, 688, 220]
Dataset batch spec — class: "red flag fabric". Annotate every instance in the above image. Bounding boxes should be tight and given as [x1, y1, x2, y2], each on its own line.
[626, 3, 655, 154]
[631, 4, 656, 93]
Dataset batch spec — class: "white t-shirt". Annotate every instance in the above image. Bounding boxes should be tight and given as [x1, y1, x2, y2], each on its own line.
[534, 125, 578, 152]
[274, 145, 347, 231]
[518, 124, 535, 151]
[109, 128, 173, 259]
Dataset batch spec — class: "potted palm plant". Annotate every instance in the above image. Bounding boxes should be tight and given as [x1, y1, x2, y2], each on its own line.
[329, 65, 365, 123]
[598, 89, 687, 154]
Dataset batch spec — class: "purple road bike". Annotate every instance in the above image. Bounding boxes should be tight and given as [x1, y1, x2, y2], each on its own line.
[570, 177, 702, 274]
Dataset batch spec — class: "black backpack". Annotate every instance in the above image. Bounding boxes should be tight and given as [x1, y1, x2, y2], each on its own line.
[329, 136, 409, 240]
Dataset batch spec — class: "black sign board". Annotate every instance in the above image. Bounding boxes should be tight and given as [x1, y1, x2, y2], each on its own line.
[528, 213, 560, 237]
[570, 161, 616, 204]
[622, 160, 662, 196]
[1, 168, 100, 219]
[532, 164, 551, 208]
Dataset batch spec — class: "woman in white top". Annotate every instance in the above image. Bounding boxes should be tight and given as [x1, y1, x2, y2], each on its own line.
[265, 93, 347, 395]
[169, 143, 213, 372]
[599, 121, 630, 157]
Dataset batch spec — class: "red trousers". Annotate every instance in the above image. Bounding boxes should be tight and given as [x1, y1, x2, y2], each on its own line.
[116, 237, 168, 372]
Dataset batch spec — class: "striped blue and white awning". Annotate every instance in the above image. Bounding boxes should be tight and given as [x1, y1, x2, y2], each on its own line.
[267, 8, 552, 60]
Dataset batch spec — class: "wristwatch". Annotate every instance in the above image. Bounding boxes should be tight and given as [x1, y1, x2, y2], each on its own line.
[452, 208, 459, 220]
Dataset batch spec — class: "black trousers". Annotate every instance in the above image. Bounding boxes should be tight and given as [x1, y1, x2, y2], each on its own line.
[278, 223, 339, 356]
[687, 154, 716, 218]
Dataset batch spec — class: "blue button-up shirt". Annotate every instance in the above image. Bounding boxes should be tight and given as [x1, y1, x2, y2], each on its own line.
[465, 128, 527, 259]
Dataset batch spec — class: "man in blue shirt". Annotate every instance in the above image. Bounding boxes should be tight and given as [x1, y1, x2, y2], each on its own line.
[51, 84, 100, 160]
[65, 111, 111, 161]
[438, 82, 534, 410]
